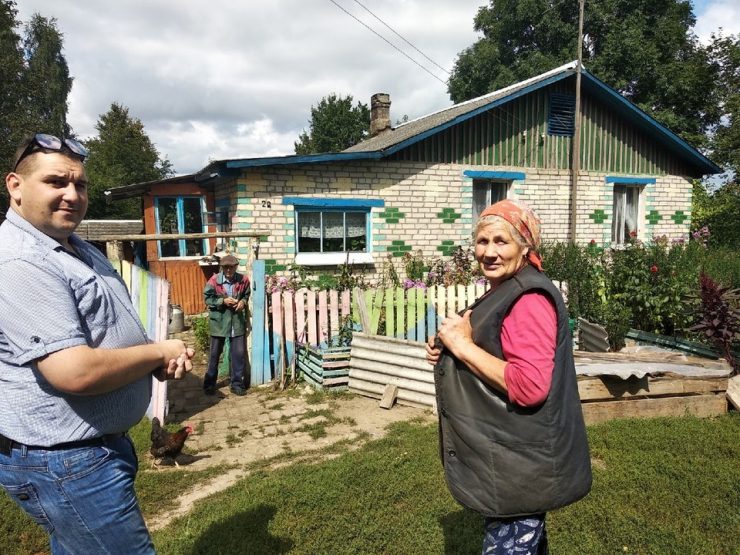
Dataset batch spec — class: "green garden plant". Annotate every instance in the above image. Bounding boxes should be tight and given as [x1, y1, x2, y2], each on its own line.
[191, 315, 210, 352]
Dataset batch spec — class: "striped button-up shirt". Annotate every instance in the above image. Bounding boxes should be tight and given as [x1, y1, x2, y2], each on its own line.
[0, 209, 152, 446]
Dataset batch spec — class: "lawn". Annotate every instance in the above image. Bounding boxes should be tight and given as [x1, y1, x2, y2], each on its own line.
[1, 413, 738, 554]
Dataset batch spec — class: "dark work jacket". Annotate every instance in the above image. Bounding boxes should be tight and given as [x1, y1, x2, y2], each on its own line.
[204, 271, 251, 337]
[434, 265, 592, 518]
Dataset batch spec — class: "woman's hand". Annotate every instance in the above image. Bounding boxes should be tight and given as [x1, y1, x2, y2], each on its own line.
[426, 334, 441, 366]
[437, 310, 474, 359]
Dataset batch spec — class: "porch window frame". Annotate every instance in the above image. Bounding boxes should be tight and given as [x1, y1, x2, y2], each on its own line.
[154, 195, 208, 259]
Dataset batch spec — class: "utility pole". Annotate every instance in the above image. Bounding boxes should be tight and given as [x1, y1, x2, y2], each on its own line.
[570, 0, 585, 244]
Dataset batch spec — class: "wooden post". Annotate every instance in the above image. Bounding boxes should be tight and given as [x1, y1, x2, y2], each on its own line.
[106, 240, 124, 261]
[570, 0, 585, 244]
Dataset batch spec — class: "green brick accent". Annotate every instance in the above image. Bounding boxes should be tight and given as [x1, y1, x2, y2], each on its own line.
[386, 240, 413, 257]
[588, 209, 608, 224]
[237, 210, 252, 217]
[378, 207, 405, 223]
[264, 259, 287, 275]
[237, 184, 247, 193]
[671, 210, 688, 224]
[437, 207, 461, 223]
[437, 240, 457, 256]
[461, 185, 473, 193]
[646, 210, 663, 225]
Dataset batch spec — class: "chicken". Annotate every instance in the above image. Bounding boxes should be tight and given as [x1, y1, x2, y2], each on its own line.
[150, 417, 193, 467]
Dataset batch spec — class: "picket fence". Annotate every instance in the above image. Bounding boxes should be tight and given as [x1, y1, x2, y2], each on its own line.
[110, 260, 170, 422]
[262, 283, 490, 381]
[256, 275, 568, 384]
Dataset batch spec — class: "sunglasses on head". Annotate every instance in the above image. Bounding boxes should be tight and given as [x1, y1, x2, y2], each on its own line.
[13, 133, 88, 171]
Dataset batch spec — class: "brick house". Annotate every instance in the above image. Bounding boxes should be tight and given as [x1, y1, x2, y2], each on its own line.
[108, 61, 719, 313]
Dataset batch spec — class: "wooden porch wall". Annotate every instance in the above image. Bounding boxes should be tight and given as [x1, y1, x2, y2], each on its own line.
[148, 260, 216, 315]
[390, 79, 692, 176]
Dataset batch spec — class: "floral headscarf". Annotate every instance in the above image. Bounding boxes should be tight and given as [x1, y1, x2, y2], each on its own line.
[479, 199, 543, 271]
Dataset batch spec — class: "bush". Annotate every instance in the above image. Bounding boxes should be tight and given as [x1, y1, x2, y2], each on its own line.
[540, 241, 604, 322]
[598, 300, 632, 351]
[691, 181, 740, 248]
[688, 272, 740, 370]
[191, 315, 210, 352]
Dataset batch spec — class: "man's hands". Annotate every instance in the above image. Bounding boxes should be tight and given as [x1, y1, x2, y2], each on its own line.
[224, 297, 246, 312]
[153, 340, 195, 382]
[224, 297, 247, 312]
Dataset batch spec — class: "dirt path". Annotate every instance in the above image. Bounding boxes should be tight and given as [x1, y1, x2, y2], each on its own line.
[145, 336, 435, 530]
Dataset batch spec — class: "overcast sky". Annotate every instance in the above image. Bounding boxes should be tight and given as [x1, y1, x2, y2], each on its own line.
[15, 0, 739, 176]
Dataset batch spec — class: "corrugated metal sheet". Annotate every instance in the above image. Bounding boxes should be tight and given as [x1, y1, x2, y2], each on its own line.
[149, 260, 216, 315]
[348, 333, 435, 409]
[578, 318, 609, 352]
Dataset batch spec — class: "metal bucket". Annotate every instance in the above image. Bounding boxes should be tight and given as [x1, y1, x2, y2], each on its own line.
[168, 304, 185, 334]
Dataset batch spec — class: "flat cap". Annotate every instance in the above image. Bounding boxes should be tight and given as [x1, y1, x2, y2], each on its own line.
[219, 254, 239, 266]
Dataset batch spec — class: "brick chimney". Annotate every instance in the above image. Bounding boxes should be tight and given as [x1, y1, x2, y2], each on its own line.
[370, 93, 391, 136]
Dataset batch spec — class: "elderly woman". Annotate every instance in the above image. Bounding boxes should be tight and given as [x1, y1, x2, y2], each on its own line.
[426, 199, 591, 554]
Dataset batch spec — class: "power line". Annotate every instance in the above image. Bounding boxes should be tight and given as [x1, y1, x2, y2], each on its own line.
[351, 0, 450, 75]
[327, 0, 448, 86]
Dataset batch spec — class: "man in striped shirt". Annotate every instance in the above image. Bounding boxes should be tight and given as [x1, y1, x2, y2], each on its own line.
[0, 134, 194, 553]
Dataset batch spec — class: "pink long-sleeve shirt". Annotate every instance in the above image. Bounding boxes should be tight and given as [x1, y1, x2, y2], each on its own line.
[501, 291, 557, 407]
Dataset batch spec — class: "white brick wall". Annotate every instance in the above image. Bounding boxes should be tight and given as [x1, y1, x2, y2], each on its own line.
[221, 162, 693, 281]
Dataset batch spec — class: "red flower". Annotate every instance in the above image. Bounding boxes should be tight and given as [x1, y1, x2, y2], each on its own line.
[650, 265, 659, 274]
[629, 231, 638, 238]
[590, 239, 596, 245]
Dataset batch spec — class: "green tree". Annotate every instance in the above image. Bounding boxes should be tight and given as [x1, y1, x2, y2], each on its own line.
[294, 93, 370, 154]
[84, 103, 174, 219]
[21, 13, 72, 137]
[707, 33, 739, 177]
[691, 181, 739, 247]
[0, 0, 25, 172]
[448, 0, 722, 149]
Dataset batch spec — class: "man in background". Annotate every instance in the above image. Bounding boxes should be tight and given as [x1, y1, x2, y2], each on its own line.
[0, 134, 194, 554]
[203, 254, 251, 396]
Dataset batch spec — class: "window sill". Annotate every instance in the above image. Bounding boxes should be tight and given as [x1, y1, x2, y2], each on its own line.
[294, 252, 374, 266]
[158, 255, 210, 261]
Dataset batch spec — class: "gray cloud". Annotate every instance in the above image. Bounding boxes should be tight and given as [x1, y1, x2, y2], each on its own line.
[17, 0, 730, 174]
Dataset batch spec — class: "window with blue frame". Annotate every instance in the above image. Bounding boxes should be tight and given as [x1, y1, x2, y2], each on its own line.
[296, 209, 368, 253]
[155, 196, 207, 257]
[284, 197, 383, 263]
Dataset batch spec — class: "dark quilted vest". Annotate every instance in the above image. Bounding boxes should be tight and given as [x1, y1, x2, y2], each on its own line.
[435, 265, 592, 517]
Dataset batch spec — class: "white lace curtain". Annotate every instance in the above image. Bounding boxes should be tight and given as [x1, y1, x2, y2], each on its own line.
[612, 185, 639, 243]
[298, 212, 365, 239]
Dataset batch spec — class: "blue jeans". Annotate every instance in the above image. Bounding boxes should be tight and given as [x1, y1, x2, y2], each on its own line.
[204, 334, 248, 389]
[0, 435, 154, 554]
